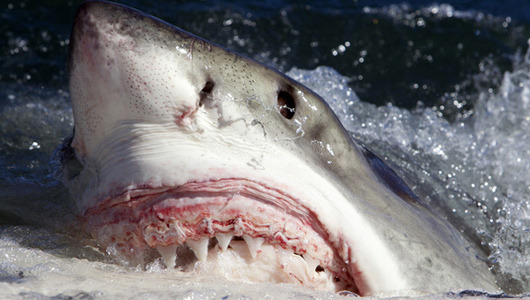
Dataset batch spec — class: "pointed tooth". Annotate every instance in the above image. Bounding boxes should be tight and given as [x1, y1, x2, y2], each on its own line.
[277, 247, 292, 266]
[304, 255, 319, 272]
[156, 244, 178, 269]
[215, 233, 233, 251]
[186, 238, 209, 262]
[243, 234, 265, 259]
[277, 249, 308, 280]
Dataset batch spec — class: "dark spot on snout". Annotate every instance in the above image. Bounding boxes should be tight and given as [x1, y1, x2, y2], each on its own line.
[199, 80, 215, 106]
[277, 90, 295, 119]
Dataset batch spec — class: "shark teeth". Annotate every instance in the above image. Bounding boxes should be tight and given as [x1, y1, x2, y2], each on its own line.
[155, 234, 325, 281]
[186, 238, 209, 262]
[215, 233, 233, 251]
[277, 250, 332, 286]
[153, 234, 334, 290]
[304, 255, 320, 272]
[155, 234, 318, 266]
[243, 234, 265, 259]
[156, 244, 178, 269]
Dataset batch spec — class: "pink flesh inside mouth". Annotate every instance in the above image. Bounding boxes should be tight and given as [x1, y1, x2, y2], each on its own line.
[83, 178, 360, 294]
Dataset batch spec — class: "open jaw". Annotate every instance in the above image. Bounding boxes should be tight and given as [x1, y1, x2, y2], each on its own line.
[83, 178, 359, 294]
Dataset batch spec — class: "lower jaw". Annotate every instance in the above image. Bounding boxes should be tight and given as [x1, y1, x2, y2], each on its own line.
[82, 182, 359, 294]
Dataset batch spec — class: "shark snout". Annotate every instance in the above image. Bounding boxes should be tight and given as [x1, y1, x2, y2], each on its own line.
[68, 2, 202, 157]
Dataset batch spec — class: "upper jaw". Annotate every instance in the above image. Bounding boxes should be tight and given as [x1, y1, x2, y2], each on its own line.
[83, 178, 359, 294]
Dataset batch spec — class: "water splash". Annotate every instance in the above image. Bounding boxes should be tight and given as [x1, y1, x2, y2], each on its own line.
[288, 44, 530, 293]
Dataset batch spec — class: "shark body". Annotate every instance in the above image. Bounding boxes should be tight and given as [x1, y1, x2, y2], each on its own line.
[62, 1, 498, 296]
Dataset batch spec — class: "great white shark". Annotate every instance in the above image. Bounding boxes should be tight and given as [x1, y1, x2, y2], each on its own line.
[61, 0, 499, 296]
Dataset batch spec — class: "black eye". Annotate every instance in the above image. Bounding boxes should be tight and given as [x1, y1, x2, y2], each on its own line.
[277, 90, 295, 119]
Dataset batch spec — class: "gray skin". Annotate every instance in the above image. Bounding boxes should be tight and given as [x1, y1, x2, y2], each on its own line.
[64, 0, 499, 296]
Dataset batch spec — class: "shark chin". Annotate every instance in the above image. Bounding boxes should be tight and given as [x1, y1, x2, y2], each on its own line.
[61, 0, 500, 296]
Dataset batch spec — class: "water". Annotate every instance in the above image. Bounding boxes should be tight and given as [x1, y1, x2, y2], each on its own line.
[1, 0, 529, 298]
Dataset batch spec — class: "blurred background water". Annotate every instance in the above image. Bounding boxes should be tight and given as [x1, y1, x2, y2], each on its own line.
[0, 0, 528, 298]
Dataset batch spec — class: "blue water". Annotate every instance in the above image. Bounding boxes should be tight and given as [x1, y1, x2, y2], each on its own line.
[0, 0, 529, 297]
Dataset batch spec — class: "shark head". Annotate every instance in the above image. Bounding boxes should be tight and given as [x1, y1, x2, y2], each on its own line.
[64, 0, 499, 296]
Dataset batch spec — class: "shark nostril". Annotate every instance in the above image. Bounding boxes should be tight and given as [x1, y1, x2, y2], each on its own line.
[202, 80, 215, 94]
[277, 90, 295, 119]
[199, 80, 215, 107]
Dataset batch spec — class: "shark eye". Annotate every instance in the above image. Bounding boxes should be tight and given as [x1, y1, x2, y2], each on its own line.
[277, 90, 295, 119]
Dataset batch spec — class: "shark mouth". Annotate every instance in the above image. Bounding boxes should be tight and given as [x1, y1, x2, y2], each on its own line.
[84, 178, 359, 294]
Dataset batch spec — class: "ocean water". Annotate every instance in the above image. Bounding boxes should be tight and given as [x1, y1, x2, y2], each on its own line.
[0, 0, 529, 298]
